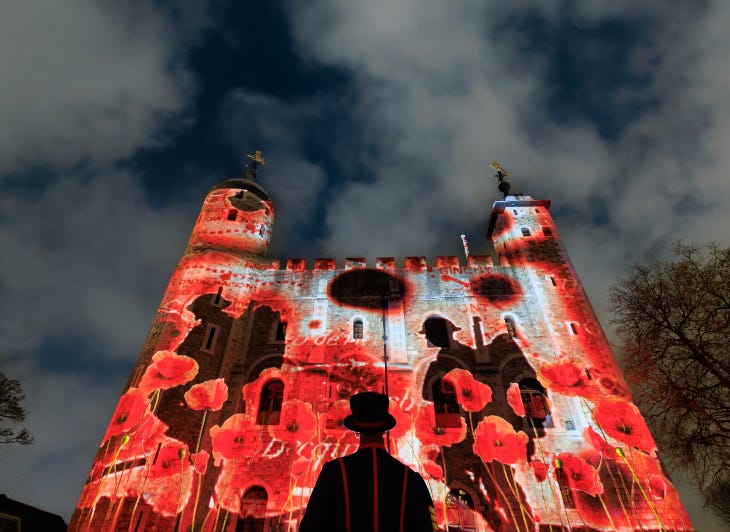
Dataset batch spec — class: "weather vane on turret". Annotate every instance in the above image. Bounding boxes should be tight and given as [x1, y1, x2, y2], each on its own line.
[490, 160, 511, 198]
[245, 150, 266, 180]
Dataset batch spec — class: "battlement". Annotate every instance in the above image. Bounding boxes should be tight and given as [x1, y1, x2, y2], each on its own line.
[270, 255, 494, 272]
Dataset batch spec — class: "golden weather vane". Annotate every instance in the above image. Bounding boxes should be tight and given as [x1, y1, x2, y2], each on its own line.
[245, 150, 266, 179]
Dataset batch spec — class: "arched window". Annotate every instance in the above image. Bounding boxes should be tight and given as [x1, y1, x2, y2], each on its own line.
[424, 317, 450, 348]
[519, 378, 551, 421]
[432, 378, 461, 428]
[446, 489, 477, 532]
[257, 380, 284, 425]
[521, 227, 531, 237]
[504, 316, 518, 338]
[353, 318, 364, 339]
[237, 486, 268, 532]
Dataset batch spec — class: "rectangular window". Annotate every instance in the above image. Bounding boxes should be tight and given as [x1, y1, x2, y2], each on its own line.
[569, 323, 578, 335]
[542, 227, 553, 237]
[227, 209, 237, 221]
[353, 319, 364, 339]
[212, 286, 223, 307]
[201, 324, 219, 353]
[521, 227, 531, 237]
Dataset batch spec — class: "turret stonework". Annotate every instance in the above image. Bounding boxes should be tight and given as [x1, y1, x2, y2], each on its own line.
[69, 172, 692, 531]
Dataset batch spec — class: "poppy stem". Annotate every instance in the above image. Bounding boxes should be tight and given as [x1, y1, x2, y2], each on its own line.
[597, 492, 618, 531]
[190, 471, 202, 532]
[502, 462, 531, 532]
[616, 447, 666, 531]
[579, 399, 634, 528]
[195, 410, 209, 454]
[484, 462, 522, 532]
[527, 417, 562, 529]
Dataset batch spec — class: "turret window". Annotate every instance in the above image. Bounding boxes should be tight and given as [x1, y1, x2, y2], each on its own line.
[542, 227, 553, 237]
[353, 318, 364, 339]
[257, 380, 284, 425]
[201, 324, 219, 353]
[212, 286, 223, 307]
[274, 321, 287, 342]
[521, 227, 531, 237]
[569, 322, 579, 335]
[504, 316, 518, 338]
[227, 209, 237, 221]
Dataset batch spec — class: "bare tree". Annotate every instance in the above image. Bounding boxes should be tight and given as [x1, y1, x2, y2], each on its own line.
[0, 372, 33, 445]
[610, 242, 730, 520]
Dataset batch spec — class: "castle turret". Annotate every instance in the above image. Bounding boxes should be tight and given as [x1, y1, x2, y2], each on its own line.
[187, 152, 274, 261]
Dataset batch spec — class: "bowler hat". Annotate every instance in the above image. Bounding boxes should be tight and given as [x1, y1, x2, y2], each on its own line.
[343, 392, 396, 434]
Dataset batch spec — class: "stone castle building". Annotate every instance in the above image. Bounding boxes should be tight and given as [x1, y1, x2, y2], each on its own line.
[70, 157, 691, 531]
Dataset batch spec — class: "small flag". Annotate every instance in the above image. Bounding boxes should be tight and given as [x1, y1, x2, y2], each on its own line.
[460, 234, 470, 259]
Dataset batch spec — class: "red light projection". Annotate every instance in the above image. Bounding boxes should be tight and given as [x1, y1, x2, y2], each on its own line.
[69, 190, 692, 531]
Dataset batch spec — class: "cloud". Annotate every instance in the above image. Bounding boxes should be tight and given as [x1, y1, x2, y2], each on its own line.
[0, 0, 208, 174]
[0, 170, 198, 360]
[220, 91, 328, 258]
[281, 2, 730, 527]
[0, 358, 124, 519]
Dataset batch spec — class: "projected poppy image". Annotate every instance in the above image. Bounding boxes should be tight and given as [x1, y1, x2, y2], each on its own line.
[68, 180, 691, 531]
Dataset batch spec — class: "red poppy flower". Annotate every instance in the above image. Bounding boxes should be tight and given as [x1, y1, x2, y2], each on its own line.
[329, 354, 384, 393]
[442, 369, 492, 412]
[149, 441, 190, 479]
[552, 453, 603, 497]
[414, 405, 466, 447]
[139, 350, 199, 393]
[387, 399, 412, 441]
[292, 457, 311, 478]
[583, 427, 613, 456]
[321, 400, 360, 448]
[506, 383, 526, 417]
[210, 414, 259, 463]
[114, 413, 168, 464]
[103, 387, 148, 441]
[530, 460, 548, 482]
[593, 400, 657, 456]
[422, 460, 443, 481]
[539, 360, 594, 397]
[649, 474, 666, 499]
[271, 400, 318, 444]
[184, 378, 228, 411]
[472, 415, 528, 464]
[321, 400, 351, 433]
[192, 450, 209, 476]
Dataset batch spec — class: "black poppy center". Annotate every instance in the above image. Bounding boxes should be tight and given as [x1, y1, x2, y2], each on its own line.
[328, 269, 408, 311]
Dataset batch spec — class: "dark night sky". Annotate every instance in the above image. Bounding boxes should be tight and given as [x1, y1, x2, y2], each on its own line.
[1, 1, 727, 528]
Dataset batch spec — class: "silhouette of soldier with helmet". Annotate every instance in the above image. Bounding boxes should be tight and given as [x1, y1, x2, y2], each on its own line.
[300, 392, 437, 532]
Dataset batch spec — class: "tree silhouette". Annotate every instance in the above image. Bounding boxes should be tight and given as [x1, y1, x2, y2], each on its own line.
[610, 242, 729, 521]
[0, 372, 32, 445]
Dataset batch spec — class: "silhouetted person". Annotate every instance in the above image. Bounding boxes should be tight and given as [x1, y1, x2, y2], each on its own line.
[300, 392, 437, 532]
